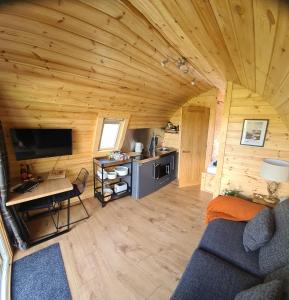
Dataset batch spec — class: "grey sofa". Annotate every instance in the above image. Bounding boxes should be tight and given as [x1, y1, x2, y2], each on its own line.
[171, 200, 289, 300]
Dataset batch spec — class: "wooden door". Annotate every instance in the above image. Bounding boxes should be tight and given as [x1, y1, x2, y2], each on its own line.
[179, 106, 210, 187]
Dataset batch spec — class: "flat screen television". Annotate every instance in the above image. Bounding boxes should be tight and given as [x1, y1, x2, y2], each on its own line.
[11, 128, 72, 160]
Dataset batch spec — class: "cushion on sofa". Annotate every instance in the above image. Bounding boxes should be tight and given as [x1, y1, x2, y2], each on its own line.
[206, 195, 266, 223]
[171, 249, 262, 300]
[199, 219, 264, 277]
[259, 200, 289, 274]
[243, 208, 275, 252]
[265, 264, 289, 300]
[234, 280, 282, 300]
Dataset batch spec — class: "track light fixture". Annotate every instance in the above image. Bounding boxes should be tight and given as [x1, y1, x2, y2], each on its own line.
[160, 56, 196, 86]
[160, 58, 169, 67]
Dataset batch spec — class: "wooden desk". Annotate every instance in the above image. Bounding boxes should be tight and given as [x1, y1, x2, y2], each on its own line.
[7, 176, 73, 247]
[7, 177, 73, 207]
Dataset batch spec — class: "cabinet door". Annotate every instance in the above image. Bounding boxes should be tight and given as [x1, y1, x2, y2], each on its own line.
[155, 155, 172, 188]
[170, 152, 177, 180]
[138, 161, 156, 198]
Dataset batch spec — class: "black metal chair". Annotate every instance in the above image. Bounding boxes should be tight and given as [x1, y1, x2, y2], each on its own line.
[53, 168, 89, 229]
[17, 195, 58, 237]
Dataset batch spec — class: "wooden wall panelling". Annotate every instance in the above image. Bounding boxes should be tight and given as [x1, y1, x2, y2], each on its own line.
[158, 0, 238, 83]
[3, 0, 208, 95]
[253, 0, 278, 95]
[80, 0, 209, 88]
[217, 83, 289, 198]
[214, 81, 233, 197]
[229, 0, 256, 91]
[128, 0, 226, 89]
[207, 0, 248, 87]
[201, 172, 215, 194]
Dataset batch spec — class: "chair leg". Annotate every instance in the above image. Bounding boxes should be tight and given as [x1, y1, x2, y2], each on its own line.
[78, 196, 89, 218]
[56, 196, 89, 229]
[48, 206, 57, 230]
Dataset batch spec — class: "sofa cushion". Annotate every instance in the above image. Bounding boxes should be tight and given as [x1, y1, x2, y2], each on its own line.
[259, 200, 289, 274]
[199, 219, 264, 277]
[234, 280, 282, 300]
[243, 208, 275, 252]
[171, 249, 262, 300]
[265, 264, 289, 300]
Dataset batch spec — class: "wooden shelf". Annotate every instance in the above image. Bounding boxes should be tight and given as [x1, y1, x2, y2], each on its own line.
[164, 130, 179, 134]
[93, 157, 132, 168]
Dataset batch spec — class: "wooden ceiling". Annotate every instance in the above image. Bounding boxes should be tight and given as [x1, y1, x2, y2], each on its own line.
[0, 0, 289, 127]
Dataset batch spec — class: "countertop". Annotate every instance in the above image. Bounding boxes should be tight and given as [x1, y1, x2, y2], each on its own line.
[129, 149, 177, 164]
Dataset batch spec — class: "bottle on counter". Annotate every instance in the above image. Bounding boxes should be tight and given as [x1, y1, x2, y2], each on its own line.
[27, 164, 33, 179]
[20, 164, 28, 181]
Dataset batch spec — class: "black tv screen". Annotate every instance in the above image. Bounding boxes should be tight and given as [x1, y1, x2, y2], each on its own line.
[11, 129, 72, 160]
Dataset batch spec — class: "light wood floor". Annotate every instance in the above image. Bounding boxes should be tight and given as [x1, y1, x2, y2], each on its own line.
[14, 182, 212, 300]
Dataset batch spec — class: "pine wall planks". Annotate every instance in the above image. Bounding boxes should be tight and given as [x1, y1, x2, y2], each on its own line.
[217, 84, 289, 197]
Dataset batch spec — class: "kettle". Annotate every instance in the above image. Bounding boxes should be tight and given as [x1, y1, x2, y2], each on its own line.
[135, 142, 143, 153]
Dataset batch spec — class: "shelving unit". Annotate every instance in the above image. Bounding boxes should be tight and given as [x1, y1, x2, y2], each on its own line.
[93, 157, 133, 207]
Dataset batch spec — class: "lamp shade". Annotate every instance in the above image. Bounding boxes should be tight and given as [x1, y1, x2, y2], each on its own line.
[260, 158, 289, 182]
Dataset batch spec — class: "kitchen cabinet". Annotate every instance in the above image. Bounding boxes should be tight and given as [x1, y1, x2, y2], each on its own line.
[132, 151, 177, 199]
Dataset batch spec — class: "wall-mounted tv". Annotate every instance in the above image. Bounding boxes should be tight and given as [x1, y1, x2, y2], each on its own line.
[11, 128, 72, 161]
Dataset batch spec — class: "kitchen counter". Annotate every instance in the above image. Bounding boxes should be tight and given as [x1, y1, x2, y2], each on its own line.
[131, 150, 177, 199]
[129, 149, 177, 164]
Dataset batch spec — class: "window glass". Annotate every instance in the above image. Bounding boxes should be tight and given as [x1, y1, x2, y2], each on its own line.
[99, 119, 121, 150]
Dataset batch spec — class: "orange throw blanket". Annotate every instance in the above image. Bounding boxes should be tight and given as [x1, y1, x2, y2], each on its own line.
[206, 195, 266, 224]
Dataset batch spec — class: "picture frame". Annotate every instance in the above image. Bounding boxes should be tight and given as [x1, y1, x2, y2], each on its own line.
[240, 119, 269, 147]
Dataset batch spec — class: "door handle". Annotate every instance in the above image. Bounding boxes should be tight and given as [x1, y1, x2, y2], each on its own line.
[182, 150, 191, 153]
[166, 164, 170, 174]
[153, 163, 160, 179]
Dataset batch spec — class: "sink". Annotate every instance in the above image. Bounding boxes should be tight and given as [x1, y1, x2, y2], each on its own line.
[158, 147, 170, 152]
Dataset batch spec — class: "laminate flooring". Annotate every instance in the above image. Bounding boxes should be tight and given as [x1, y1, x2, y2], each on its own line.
[14, 182, 212, 300]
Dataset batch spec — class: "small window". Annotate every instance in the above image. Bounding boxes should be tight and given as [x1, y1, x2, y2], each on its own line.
[99, 119, 121, 150]
[92, 113, 130, 155]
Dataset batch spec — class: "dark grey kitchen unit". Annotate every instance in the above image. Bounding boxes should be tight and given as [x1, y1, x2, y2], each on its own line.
[132, 151, 177, 199]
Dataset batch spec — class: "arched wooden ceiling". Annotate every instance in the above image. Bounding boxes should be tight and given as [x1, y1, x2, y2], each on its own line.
[0, 0, 289, 127]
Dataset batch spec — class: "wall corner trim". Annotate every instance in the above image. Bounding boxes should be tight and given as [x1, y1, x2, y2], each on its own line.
[213, 81, 233, 197]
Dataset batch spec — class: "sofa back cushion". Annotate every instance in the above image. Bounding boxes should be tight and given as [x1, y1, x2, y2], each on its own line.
[243, 208, 275, 252]
[259, 200, 289, 274]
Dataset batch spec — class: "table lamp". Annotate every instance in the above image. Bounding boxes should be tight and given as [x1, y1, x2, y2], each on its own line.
[260, 158, 289, 203]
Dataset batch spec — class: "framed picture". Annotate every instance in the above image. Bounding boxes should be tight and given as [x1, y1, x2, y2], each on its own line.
[240, 119, 269, 147]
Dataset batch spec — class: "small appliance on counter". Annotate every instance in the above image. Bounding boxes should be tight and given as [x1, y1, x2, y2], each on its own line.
[134, 142, 143, 153]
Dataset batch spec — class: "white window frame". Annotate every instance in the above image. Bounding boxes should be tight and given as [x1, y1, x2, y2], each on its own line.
[92, 113, 130, 156]
[98, 119, 122, 151]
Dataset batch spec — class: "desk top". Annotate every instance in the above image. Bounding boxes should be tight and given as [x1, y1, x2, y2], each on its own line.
[6, 177, 73, 207]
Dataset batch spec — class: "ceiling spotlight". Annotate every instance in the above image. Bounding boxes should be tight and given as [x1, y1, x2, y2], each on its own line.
[160, 58, 169, 67]
[191, 79, 196, 86]
[179, 64, 189, 73]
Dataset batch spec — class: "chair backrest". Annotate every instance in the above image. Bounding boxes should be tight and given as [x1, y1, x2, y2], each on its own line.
[73, 168, 89, 194]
